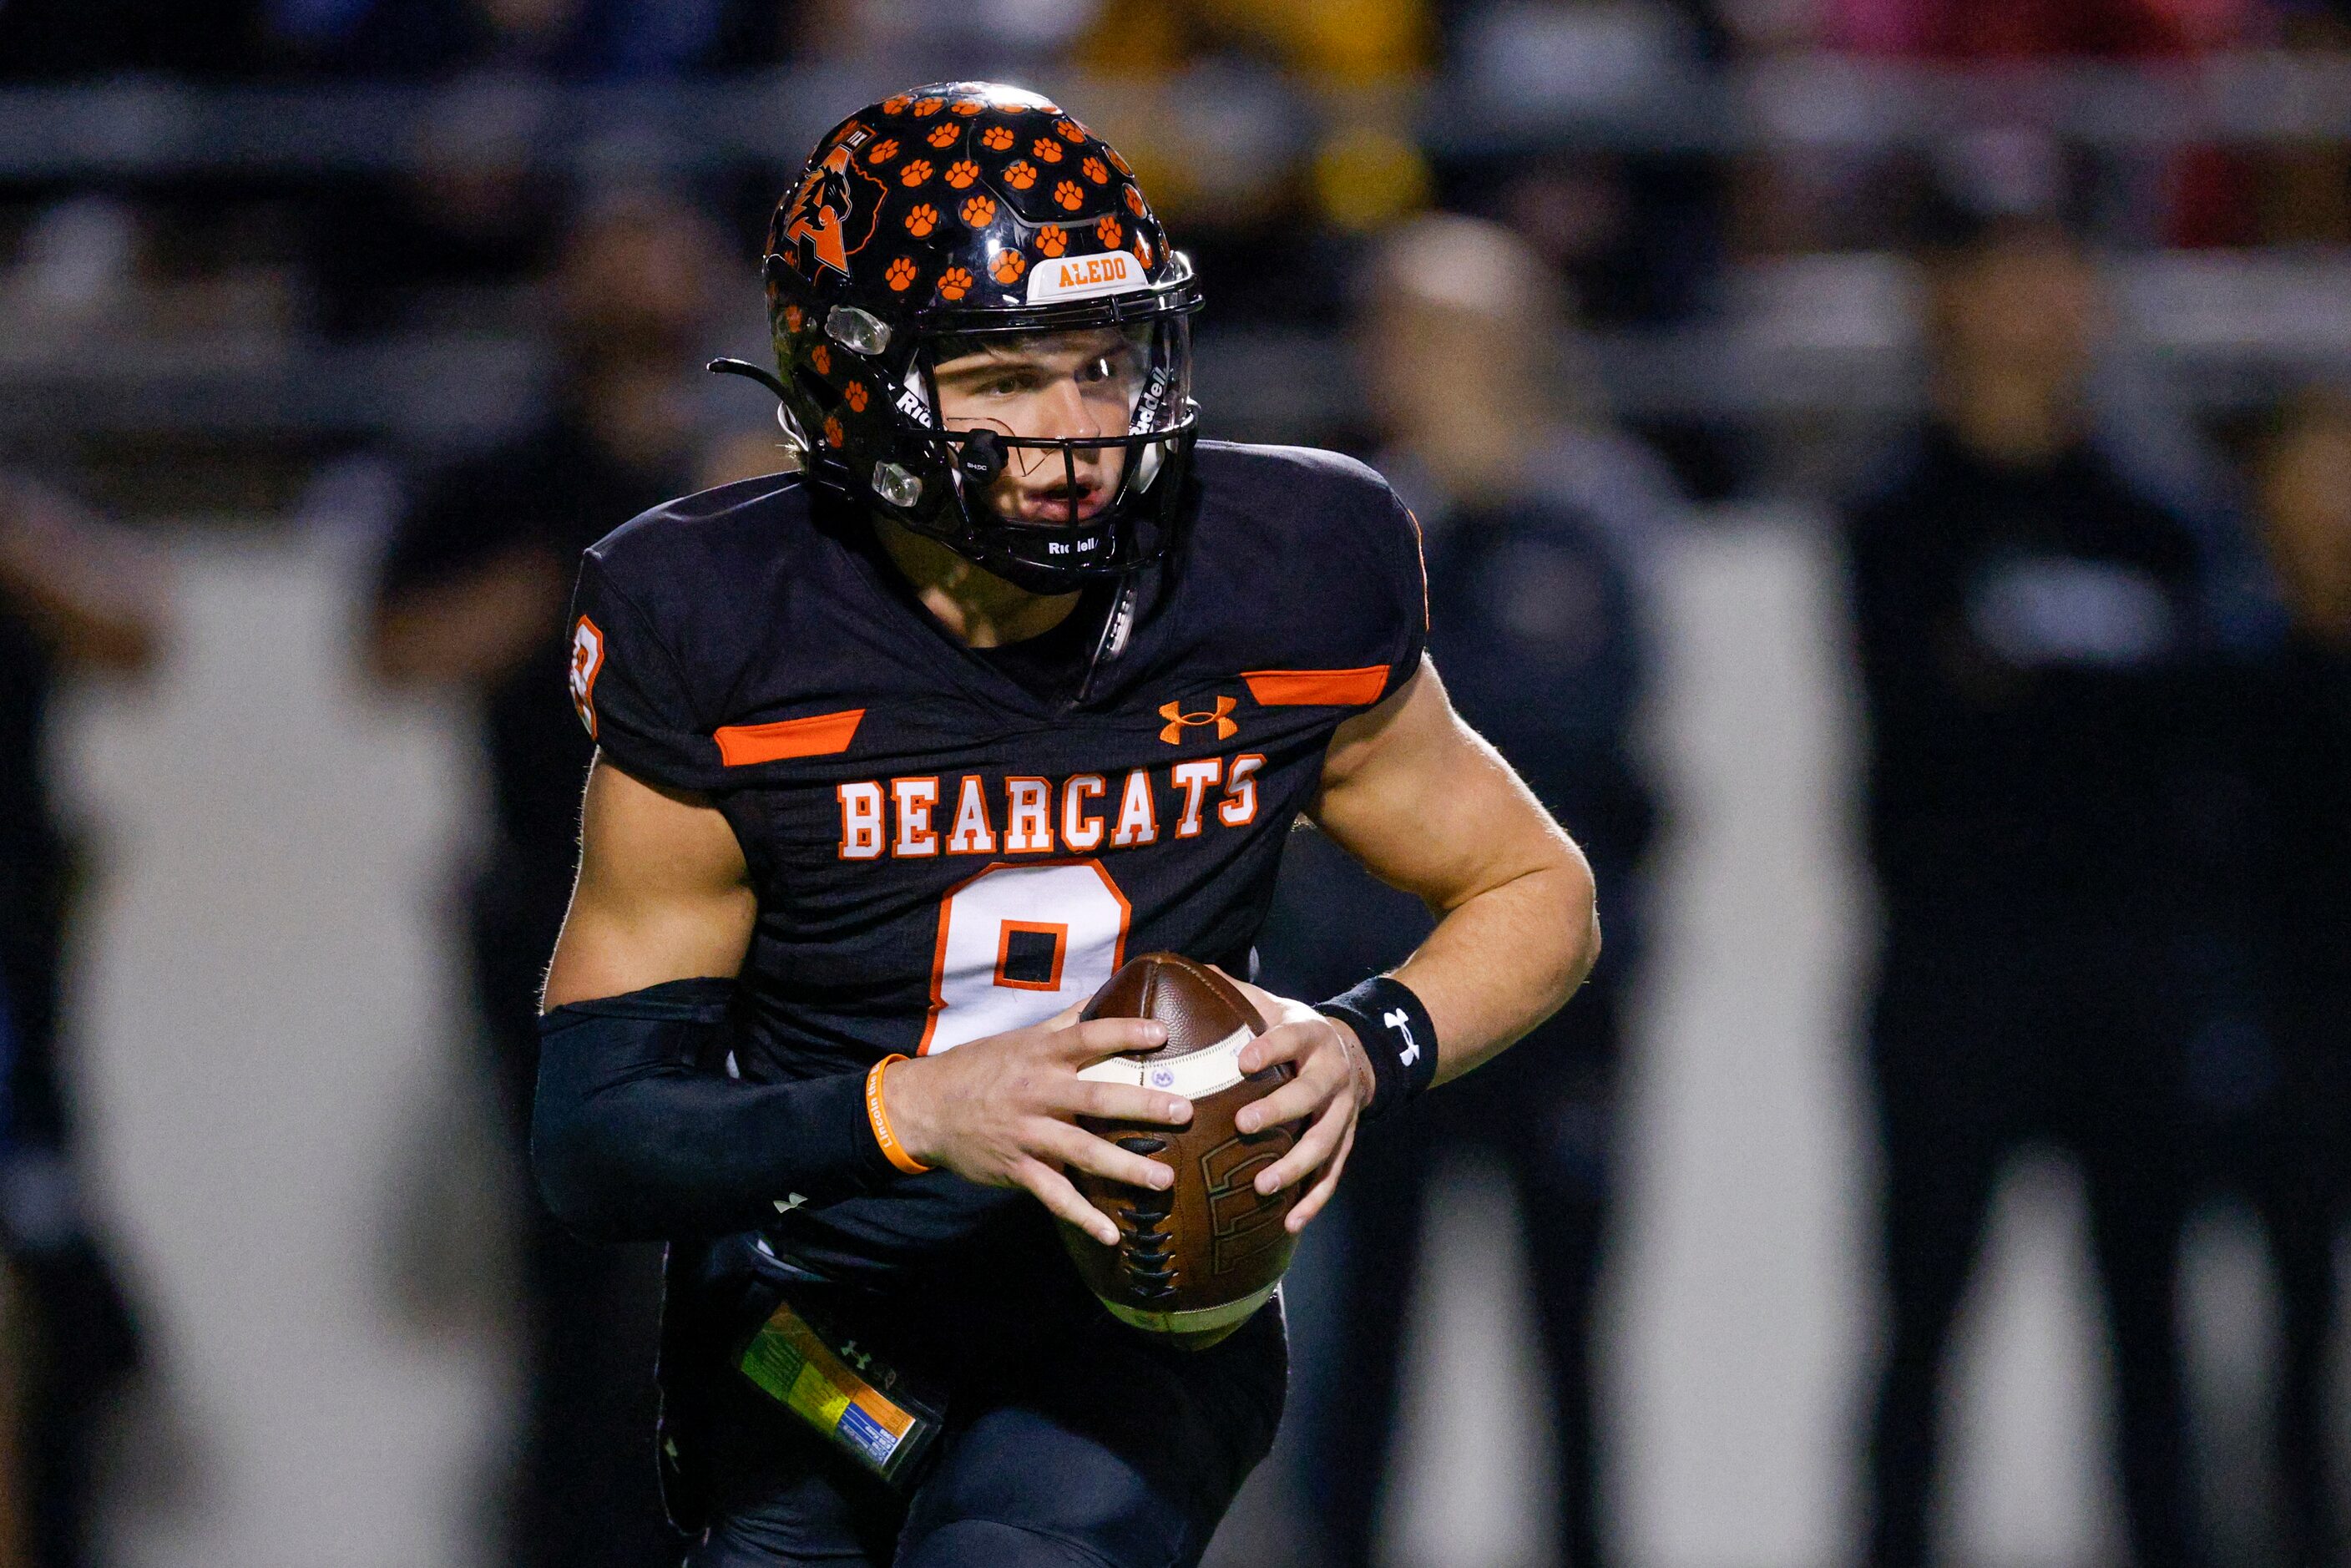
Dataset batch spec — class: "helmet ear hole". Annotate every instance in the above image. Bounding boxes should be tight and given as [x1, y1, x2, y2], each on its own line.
[791, 363, 837, 406]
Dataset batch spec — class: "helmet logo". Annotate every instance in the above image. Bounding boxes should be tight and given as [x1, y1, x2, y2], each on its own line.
[780, 134, 887, 281]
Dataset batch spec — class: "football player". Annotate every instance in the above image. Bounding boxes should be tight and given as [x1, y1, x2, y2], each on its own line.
[532, 82, 1600, 1567]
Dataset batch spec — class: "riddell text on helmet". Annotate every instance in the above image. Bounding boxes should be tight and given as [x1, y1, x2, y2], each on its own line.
[837, 755, 1265, 860]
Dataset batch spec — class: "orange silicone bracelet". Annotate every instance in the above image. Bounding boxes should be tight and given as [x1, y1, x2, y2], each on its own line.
[865, 1054, 930, 1176]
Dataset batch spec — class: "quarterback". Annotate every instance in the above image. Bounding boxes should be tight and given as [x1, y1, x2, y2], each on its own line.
[533, 83, 1599, 1567]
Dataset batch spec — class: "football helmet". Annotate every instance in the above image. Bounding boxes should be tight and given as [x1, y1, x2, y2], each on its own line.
[754, 82, 1201, 593]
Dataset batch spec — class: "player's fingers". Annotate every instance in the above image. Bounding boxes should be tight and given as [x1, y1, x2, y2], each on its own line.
[1232, 1070, 1324, 1136]
[1286, 1120, 1357, 1232]
[1252, 1095, 1351, 1195]
[1060, 1079, 1192, 1128]
[1035, 1120, 1176, 1193]
[1233, 1033, 1351, 1134]
[1237, 1017, 1328, 1075]
[1049, 1016, 1169, 1063]
[1013, 1156, 1120, 1247]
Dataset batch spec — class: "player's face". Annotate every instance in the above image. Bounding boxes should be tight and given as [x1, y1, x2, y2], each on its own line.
[930, 327, 1141, 524]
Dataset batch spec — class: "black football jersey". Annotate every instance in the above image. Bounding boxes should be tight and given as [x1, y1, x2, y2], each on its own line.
[566, 441, 1427, 1289]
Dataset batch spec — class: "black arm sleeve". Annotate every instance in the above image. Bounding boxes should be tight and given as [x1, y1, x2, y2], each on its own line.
[530, 979, 902, 1243]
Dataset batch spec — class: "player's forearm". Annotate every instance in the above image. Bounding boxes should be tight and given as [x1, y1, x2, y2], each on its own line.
[1391, 842, 1599, 1085]
[532, 979, 900, 1242]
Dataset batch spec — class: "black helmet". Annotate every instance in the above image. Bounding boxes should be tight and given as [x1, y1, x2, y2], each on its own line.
[758, 81, 1201, 592]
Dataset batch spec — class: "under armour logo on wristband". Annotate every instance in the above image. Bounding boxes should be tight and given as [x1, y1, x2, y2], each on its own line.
[1383, 1006, 1420, 1066]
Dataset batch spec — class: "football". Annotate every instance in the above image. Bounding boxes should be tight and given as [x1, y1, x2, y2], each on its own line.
[1059, 953, 1300, 1349]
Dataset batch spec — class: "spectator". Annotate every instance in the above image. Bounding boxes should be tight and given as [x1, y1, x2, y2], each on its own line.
[270, 0, 798, 80]
[0, 476, 170, 1568]
[1261, 212, 1667, 1568]
[2225, 388, 2351, 1568]
[1843, 166, 2223, 1568]
[362, 189, 726, 1568]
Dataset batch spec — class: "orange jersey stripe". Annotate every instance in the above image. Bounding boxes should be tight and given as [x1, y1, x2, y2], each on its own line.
[1241, 666, 1389, 707]
[714, 708, 867, 766]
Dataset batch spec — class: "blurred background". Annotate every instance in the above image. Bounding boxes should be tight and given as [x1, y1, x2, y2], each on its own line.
[4, 2, 2351, 1565]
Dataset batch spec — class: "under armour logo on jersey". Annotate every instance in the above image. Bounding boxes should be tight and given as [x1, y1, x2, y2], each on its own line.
[569, 616, 604, 738]
[1383, 1006, 1420, 1067]
[1159, 695, 1236, 744]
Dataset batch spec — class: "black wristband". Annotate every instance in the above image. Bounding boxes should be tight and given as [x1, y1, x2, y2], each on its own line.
[1317, 975, 1438, 1122]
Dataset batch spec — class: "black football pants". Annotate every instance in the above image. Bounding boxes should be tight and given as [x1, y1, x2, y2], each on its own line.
[1863, 923, 2196, 1568]
[680, 1282, 1286, 1567]
[1300, 988, 1618, 1568]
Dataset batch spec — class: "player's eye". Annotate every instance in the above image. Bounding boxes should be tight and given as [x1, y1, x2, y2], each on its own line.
[1077, 355, 1127, 386]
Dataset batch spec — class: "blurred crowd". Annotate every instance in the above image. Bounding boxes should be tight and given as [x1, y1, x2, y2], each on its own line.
[6, 2, 2351, 1566]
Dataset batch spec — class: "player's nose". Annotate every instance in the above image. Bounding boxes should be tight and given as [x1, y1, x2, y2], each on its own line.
[1029, 376, 1104, 445]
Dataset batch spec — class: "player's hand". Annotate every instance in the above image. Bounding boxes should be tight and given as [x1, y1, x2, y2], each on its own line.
[880, 1006, 1195, 1246]
[1213, 971, 1378, 1234]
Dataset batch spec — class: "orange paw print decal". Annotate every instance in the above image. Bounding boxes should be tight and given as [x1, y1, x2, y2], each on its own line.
[882, 95, 911, 115]
[1107, 145, 1132, 175]
[823, 415, 844, 448]
[982, 125, 1015, 151]
[903, 203, 938, 237]
[945, 159, 980, 189]
[781, 302, 803, 331]
[1035, 225, 1067, 256]
[960, 195, 997, 227]
[1095, 215, 1121, 248]
[1053, 180, 1084, 211]
[809, 343, 831, 376]
[866, 139, 899, 164]
[927, 123, 959, 149]
[1124, 186, 1146, 217]
[900, 159, 933, 185]
[1002, 159, 1037, 190]
[1133, 234, 1154, 267]
[913, 97, 944, 117]
[1031, 137, 1064, 164]
[886, 256, 918, 291]
[1055, 119, 1086, 142]
[992, 251, 1027, 284]
[843, 380, 869, 412]
[937, 266, 973, 301]
[1081, 156, 1109, 185]
[951, 99, 983, 115]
